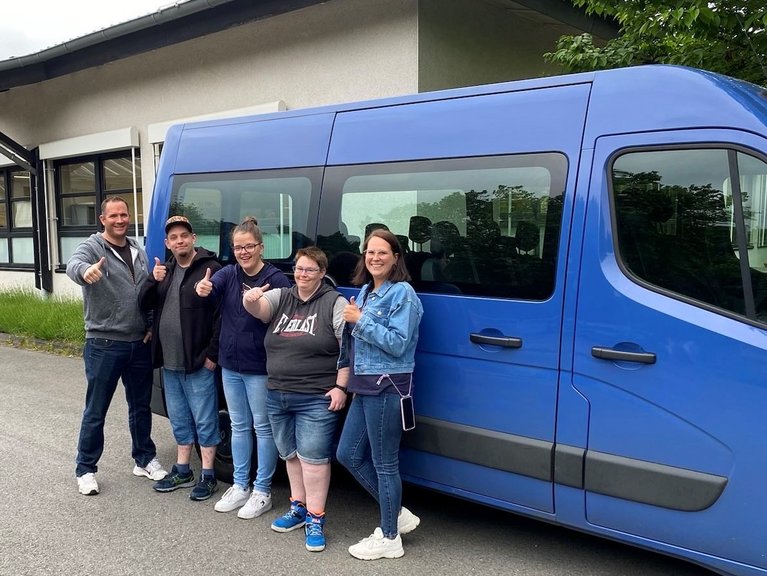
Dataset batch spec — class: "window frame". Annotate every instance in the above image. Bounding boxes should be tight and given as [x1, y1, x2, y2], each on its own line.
[0, 167, 35, 269]
[54, 150, 143, 270]
[609, 142, 767, 326]
[318, 153, 568, 300]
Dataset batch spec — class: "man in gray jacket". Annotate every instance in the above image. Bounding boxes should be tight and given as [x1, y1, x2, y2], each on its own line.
[66, 196, 167, 495]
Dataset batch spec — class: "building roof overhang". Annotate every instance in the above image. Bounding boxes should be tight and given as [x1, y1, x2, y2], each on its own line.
[0, 0, 617, 92]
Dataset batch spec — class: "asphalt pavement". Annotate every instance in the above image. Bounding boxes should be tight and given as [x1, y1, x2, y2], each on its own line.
[0, 345, 714, 576]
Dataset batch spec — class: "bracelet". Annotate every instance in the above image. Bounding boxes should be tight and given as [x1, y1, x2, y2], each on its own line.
[333, 384, 348, 394]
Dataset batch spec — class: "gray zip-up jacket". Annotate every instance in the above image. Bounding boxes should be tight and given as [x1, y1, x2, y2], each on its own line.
[66, 232, 150, 341]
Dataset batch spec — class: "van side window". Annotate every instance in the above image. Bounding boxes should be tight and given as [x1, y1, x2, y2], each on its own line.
[318, 154, 566, 299]
[612, 148, 767, 322]
[169, 169, 321, 267]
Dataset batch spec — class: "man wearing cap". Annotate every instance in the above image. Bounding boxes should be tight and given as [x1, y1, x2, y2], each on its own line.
[67, 196, 167, 496]
[139, 215, 223, 500]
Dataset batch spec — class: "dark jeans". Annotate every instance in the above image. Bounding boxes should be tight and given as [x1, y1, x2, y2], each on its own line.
[75, 338, 156, 476]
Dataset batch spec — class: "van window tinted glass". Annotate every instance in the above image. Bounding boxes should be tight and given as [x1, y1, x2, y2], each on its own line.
[171, 169, 320, 264]
[612, 148, 767, 322]
[319, 154, 566, 299]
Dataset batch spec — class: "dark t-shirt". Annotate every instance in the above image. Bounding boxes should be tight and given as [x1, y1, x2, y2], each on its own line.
[105, 239, 135, 280]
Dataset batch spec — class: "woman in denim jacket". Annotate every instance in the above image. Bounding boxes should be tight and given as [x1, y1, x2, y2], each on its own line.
[337, 228, 424, 561]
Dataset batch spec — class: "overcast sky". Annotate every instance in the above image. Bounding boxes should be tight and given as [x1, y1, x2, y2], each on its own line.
[0, 0, 178, 61]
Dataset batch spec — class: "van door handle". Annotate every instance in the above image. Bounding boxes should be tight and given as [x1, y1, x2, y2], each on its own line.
[470, 333, 523, 348]
[591, 346, 656, 364]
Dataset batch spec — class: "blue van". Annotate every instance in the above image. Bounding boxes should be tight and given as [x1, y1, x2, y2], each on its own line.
[146, 65, 767, 576]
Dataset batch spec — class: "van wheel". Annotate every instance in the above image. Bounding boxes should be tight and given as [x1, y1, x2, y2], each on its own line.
[213, 410, 235, 484]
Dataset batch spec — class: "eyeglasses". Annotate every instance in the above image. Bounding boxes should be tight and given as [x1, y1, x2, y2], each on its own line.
[364, 250, 393, 258]
[233, 243, 262, 253]
[293, 265, 321, 275]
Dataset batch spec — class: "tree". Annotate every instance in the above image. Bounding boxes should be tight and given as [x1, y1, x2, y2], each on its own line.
[544, 1, 767, 85]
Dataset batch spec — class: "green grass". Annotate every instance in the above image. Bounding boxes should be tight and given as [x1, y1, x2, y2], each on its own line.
[0, 288, 84, 346]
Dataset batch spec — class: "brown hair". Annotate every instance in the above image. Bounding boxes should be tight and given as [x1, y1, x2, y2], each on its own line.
[351, 228, 410, 285]
[101, 196, 129, 214]
[295, 245, 329, 271]
[231, 216, 263, 244]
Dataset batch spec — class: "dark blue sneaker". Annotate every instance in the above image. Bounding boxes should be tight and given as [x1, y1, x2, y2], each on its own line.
[190, 474, 218, 501]
[153, 465, 195, 492]
[271, 499, 307, 532]
[305, 512, 326, 552]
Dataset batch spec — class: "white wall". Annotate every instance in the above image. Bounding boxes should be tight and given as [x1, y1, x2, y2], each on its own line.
[0, 0, 419, 295]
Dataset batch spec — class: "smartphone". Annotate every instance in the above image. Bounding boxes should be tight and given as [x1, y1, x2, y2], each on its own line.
[400, 395, 416, 431]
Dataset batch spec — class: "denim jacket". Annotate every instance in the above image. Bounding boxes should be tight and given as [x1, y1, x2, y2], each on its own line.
[338, 280, 423, 375]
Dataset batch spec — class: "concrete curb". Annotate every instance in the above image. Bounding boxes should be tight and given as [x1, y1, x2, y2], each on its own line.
[0, 333, 83, 357]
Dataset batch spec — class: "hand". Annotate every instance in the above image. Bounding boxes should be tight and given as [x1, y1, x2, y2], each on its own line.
[83, 257, 106, 284]
[243, 283, 271, 304]
[143, 330, 152, 344]
[203, 358, 217, 371]
[342, 296, 362, 324]
[196, 268, 213, 297]
[326, 387, 347, 411]
[153, 257, 167, 282]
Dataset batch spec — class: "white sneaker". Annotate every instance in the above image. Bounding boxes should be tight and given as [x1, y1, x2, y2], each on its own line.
[214, 485, 250, 513]
[237, 490, 272, 519]
[133, 458, 167, 481]
[77, 473, 99, 496]
[348, 527, 404, 560]
[398, 506, 420, 534]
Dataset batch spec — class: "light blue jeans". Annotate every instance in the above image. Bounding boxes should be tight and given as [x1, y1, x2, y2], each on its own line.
[162, 367, 219, 447]
[336, 392, 403, 538]
[221, 368, 278, 493]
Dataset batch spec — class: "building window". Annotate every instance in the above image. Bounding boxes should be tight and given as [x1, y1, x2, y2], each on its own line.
[56, 151, 142, 265]
[0, 168, 34, 266]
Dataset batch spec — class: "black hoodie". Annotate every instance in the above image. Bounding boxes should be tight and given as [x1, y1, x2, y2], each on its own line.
[139, 247, 222, 373]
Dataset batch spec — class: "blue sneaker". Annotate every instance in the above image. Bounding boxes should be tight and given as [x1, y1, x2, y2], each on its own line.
[305, 512, 326, 552]
[190, 474, 218, 501]
[153, 465, 195, 492]
[271, 500, 307, 533]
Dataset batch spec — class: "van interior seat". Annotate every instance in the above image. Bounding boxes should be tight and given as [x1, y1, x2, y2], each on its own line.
[406, 215, 433, 281]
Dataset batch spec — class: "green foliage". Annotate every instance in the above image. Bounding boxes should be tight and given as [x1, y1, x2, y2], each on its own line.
[544, 1, 767, 85]
[0, 288, 84, 346]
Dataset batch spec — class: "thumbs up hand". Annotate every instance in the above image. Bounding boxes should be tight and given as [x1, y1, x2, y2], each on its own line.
[343, 295, 362, 324]
[196, 267, 213, 297]
[243, 283, 271, 304]
[83, 256, 106, 284]
[152, 257, 167, 282]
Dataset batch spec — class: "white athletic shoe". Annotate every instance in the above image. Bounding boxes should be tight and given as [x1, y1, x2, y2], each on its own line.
[398, 506, 420, 534]
[77, 472, 99, 496]
[238, 490, 272, 519]
[348, 527, 404, 560]
[214, 485, 250, 512]
[132, 458, 168, 481]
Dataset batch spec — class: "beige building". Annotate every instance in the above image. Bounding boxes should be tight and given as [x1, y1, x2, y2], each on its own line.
[0, 0, 614, 297]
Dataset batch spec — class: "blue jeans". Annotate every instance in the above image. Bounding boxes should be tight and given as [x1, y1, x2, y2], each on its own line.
[163, 367, 219, 447]
[267, 390, 340, 465]
[336, 392, 403, 538]
[222, 368, 278, 492]
[76, 338, 156, 477]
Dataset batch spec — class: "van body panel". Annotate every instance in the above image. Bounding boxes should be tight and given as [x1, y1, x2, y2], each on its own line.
[574, 128, 767, 570]
[147, 66, 767, 576]
[174, 112, 336, 173]
[327, 84, 591, 164]
[585, 66, 767, 146]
